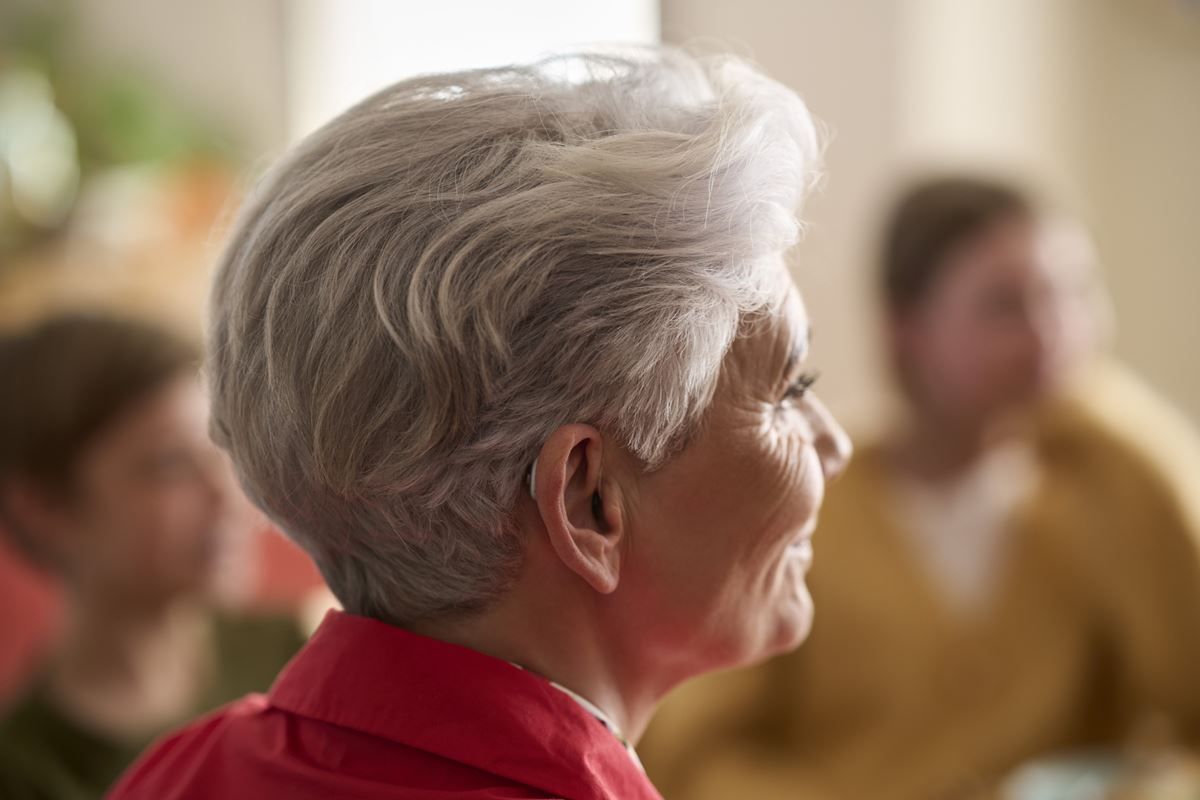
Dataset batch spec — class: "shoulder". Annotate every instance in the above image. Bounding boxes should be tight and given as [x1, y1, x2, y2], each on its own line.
[107, 695, 559, 800]
[0, 688, 130, 800]
[1034, 363, 1200, 584]
[107, 695, 270, 800]
[1040, 362, 1200, 525]
[0, 697, 63, 800]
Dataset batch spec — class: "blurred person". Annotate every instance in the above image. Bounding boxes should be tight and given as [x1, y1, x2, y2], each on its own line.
[640, 176, 1200, 800]
[0, 314, 308, 800]
[107, 50, 850, 800]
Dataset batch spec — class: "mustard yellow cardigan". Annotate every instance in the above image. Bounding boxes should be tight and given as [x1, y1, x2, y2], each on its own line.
[641, 364, 1200, 800]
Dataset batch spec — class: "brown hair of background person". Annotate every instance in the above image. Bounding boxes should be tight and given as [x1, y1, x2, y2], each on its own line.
[0, 313, 306, 800]
[880, 176, 1034, 313]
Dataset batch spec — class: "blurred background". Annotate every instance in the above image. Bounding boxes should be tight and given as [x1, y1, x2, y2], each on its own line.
[5, 0, 1195, 450]
[0, 1, 1197, 797]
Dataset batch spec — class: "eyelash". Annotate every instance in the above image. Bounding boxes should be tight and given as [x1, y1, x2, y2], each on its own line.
[783, 371, 820, 402]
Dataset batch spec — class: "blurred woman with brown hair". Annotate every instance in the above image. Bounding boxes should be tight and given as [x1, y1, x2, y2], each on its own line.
[0, 314, 306, 800]
[641, 176, 1200, 800]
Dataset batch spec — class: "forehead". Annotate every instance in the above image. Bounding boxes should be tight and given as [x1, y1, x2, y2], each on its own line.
[719, 278, 809, 390]
[930, 219, 1039, 294]
[88, 378, 209, 455]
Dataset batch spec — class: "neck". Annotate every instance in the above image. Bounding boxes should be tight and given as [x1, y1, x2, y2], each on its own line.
[56, 589, 191, 672]
[410, 578, 660, 744]
[891, 407, 996, 482]
[48, 588, 211, 736]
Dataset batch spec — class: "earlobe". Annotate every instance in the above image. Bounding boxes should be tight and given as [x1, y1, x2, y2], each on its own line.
[531, 424, 624, 595]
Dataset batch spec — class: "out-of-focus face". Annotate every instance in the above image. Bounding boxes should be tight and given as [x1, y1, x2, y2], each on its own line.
[893, 217, 1097, 426]
[57, 377, 257, 606]
[620, 278, 851, 675]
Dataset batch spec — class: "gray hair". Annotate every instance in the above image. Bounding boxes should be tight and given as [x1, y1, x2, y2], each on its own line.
[207, 49, 821, 624]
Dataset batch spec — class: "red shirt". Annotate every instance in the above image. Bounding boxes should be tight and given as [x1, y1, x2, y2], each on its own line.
[107, 611, 663, 800]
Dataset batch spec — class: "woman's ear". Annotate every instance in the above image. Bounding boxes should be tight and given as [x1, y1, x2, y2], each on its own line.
[531, 424, 624, 594]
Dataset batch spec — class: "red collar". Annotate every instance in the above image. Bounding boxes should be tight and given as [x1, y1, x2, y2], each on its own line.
[268, 610, 661, 800]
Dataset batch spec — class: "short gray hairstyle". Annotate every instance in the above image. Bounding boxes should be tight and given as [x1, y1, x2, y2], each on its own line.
[208, 49, 821, 624]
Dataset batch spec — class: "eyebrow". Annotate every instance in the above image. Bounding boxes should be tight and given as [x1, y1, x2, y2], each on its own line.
[782, 325, 812, 381]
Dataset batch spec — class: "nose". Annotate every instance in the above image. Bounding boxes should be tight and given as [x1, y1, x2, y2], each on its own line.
[808, 395, 852, 482]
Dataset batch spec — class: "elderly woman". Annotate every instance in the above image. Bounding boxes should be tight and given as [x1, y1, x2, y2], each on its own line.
[109, 51, 850, 800]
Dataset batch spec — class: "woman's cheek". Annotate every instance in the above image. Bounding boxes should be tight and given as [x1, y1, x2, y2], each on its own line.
[769, 409, 818, 489]
[783, 421, 828, 532]
[736, 415, 820, 572]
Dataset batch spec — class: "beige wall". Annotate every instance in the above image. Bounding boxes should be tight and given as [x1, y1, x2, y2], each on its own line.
[1071, 0, 1200, 427]
[74, 0, 289, 158]
[664, 0, 1200, 427]
[26, 0, 1200, 425]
